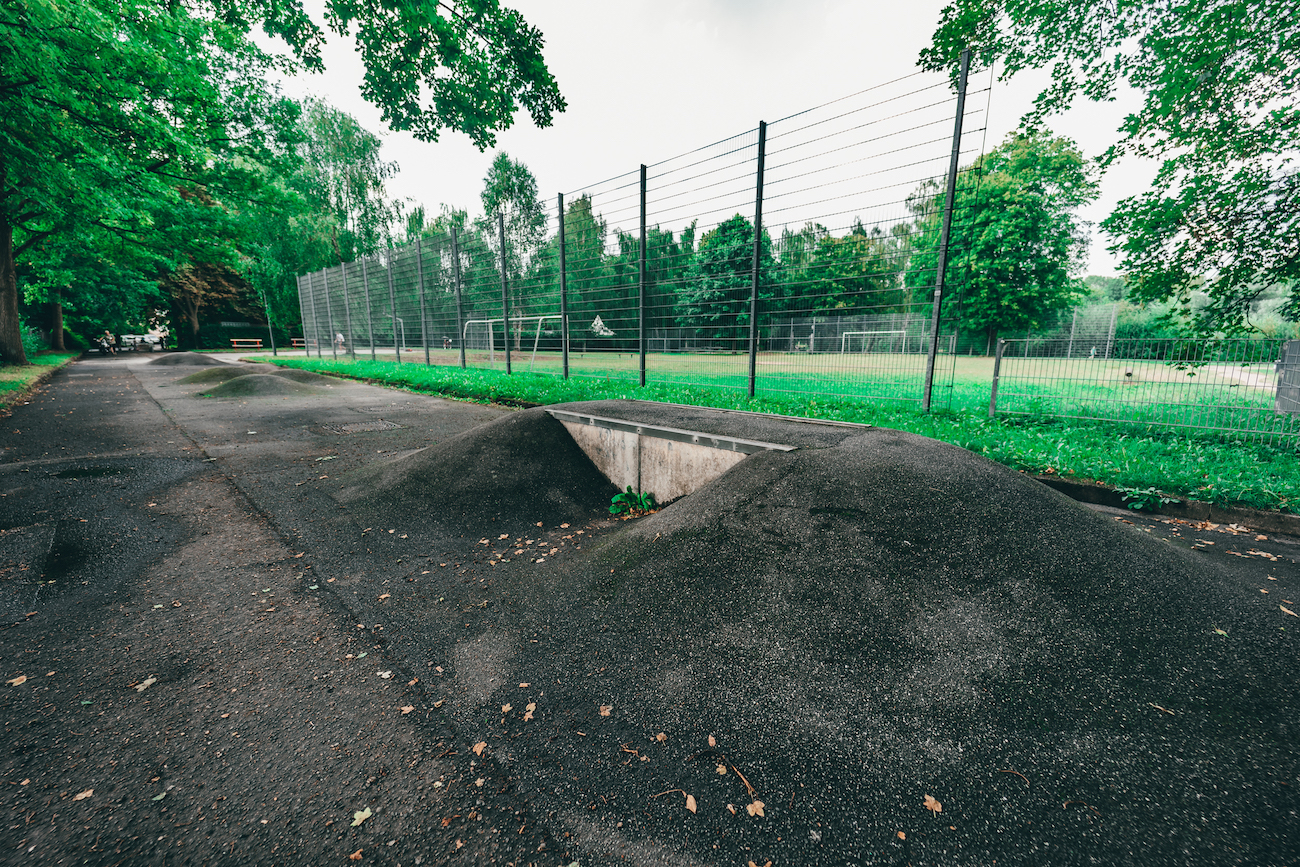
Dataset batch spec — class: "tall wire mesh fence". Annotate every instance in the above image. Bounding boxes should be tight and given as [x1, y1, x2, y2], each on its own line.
[294, 63, 1300, 444]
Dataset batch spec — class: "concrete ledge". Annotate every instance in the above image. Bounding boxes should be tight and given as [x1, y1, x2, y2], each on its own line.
[1034, 475, 1300, 537]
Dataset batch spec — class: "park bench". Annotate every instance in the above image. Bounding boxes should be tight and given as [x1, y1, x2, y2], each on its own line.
[230, 338, 262, 349]
[291, 338, 307, 348]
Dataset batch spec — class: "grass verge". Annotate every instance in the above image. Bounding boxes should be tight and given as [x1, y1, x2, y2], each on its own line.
[0, 352, 80, 410]
[258, 356, 1300, 516]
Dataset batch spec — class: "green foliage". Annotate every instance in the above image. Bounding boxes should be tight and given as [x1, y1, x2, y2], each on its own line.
[609, 486, 656, 516]
[677, 215, 775, 346]
[906, 130, 1099, 350]
[1116, 486, 1181, 511]
[922, 0, 1300, 337]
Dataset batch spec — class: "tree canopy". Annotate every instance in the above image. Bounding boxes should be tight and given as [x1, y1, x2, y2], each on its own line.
[0, 0, 564, 363]
[921, 0, 1300, 336]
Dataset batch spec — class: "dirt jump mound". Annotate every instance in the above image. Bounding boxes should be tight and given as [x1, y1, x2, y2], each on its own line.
[149, 352, 229, 367]
[267, 368, 338, 385]
[177, 367, 255, 385]
[456, 414, 1297, 866]
[336, 408, 616, 536]
[200, 374, 323, 398]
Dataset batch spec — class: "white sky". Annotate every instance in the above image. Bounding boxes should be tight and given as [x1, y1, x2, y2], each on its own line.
[273, 0, 1154, 275]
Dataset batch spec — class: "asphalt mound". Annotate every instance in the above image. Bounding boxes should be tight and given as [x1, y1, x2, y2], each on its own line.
[336, 408, 616, 536]
[201, 374, 323, 398]
[177, 367, 253, 385]
[267, 368, 337, 385]
[149, 353, 229, 367]
[475, 424, 1297, 865]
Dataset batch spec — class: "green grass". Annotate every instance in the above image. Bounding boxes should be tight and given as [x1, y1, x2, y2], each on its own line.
[256, 354, 1300, 515]
[0, 352, 79, 405]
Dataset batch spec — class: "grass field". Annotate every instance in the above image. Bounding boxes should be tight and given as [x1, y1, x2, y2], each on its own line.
[255, 351, 1300, 515]
[0, 352, 79, 407]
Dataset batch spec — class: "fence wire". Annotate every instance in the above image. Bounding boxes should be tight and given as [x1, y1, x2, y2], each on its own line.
[294, 64, 1300, 444]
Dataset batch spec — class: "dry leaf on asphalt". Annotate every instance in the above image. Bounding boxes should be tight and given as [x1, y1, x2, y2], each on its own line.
[348, 850, 362, 861]
[352, 807, 372, 826]
[707, 734, 716, 747]
[747, 800, 765, 817]
[716, 764, 728, 775]
[400, 705, 414, 715]
[897, 831, 906, 840]
[924, 794, 943, 813]
[73, 789, 93, 801]
[378, 594, 390, 600]
[501, 703, 512, 713]
[472, 742, 486, 756]
[655, 732, 667, 742]
[1282, 605, 1297, 617]
[599, 705, 612, 717]
[524, 702, 536, 721]
[685, 793, 697, 813]
[6, 675, 26, 686]
[135, 676, 157, 692]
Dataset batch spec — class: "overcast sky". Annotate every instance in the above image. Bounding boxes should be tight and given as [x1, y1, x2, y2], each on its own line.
[274, 0, 1152, 275]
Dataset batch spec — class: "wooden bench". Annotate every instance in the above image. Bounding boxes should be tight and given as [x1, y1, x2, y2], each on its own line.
[230, 338, 263, 349]
[291, 338, 307, 348]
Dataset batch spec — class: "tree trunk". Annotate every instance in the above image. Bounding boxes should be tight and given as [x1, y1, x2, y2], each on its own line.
[50, 287, 65, 351]
[0, 219, 29, 365]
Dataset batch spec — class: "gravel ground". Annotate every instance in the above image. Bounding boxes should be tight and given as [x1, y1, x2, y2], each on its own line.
[1, 354, 1296, 866]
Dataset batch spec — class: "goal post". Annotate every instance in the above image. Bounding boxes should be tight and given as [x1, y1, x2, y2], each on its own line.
[462, 315, 563, 368]
[841, 330, 908, 354]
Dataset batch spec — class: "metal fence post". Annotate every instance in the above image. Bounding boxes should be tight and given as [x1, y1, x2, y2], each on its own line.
[451, 227, 466, 369]
[748, 120, 767, 399]
[324, 267, 337, 360]
[558, 192, 569, 380]
[498, 212, 512, 375]
[307, 270, 322, 357]
[416, 238, 430, 365]
[362, 258, 375, 361]
[341, 260, 355, 359]
[386, 248, 401, 365]
[639, 164, 647, 388]
[989, 338, 1005, 418]
[922, 47, 971, 412]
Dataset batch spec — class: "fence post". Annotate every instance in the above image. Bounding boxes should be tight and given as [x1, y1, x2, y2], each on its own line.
[1068, 308, 1077, 358]
[922, 47, 971, 412]
[362, 258, 376, 361]
[498, 211, 512, 375]
[324, 267, 337, 360]
[416, 238, 430, 365]
[989, 338, 1006, 418]
[341, 260, 355, 359]
[1105, 301, 1118, 359]
[748, 120, 768, 399]
[386, 248, 401, 365]
[307, 270, 323, 357]
[639, 164, 647, 388]
[558, 193, 569, 380]
[451, 227, 467, 369]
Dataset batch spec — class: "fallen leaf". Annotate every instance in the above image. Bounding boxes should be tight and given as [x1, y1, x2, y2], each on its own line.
[349, 850, 362, 861]
[6, 675, 26, 687]
[19, 780, 28, 786]
[924, 794, 942, 814]
[408, 678, 418, 686]
[400, 705, 415, 715]
[378, 671, 393, 679]
[599, 705, 612, 717]
[716, 764, 728, 775]
[897, 831, 906, 840]
[472, 741, 486, 756]
[655, 732, 667, 742]
[351, 807, 372, 826]
[523, 702, 536, 721]
[152, 792, 166, 801]
[73, 789, 93, 801]
[685, 793, 697, 813]
[707, 734, 716, 747]
[727, 803, 736, 815]
[1283, 605, 1297, 617]
[1214, 628, 1228, 636]
[476, 778, 485, 787]
[433, 699, 444, 708]
[135, 676, 157, 692]
[455, 839, 464, 850]
[747, 800, 765, 817]
[378, 594, 390, 600]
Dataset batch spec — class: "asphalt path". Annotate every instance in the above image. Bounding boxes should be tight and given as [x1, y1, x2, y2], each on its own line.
[1, 353, 1297, 866]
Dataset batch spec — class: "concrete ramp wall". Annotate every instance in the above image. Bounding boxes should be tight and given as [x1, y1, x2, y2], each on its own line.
[547, 409, 795, 504]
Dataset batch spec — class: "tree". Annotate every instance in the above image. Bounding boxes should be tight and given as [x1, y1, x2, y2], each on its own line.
[922, 0, 1300, 336]
[477, 153, 547, 345]
[806, 220, 911, 314]
[906, 131, 1099, 351]
[1, 0, 564, 363]
[676, 215, 774, 348]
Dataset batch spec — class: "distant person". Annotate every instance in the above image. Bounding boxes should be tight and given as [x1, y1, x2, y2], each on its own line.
[99, 330, 116, 355]
[334, 332, 345, 352]
[443, 336, 452, 350]
[1089, 346, 1097, 359]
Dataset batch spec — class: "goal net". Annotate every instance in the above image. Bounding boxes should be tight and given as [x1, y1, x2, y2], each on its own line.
[840, 330, 908, 354]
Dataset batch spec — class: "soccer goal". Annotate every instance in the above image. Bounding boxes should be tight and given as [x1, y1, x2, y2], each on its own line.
[462, 315, 563, 369]
[840, 330, 908, 354]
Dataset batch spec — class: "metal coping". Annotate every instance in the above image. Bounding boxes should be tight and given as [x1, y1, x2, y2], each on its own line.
[546, 409, 796, 454]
